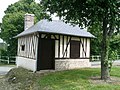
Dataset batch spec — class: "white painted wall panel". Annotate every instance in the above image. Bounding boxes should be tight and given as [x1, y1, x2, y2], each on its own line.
[55, 40, 59, 58]
[16, 56, 37, 71]
[71, 37, 79, 41]
[60, 35, 63, 58]
[41, 34, 46, 38]
[17, 34, 38, 59]
[51, 35, 55, 39]
[86, 39, 90, 57]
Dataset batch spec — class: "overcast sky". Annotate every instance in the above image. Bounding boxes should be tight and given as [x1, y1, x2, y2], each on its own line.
[0, 0, 40, 23]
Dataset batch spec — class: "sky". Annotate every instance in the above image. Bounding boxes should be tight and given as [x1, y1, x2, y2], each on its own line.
[0, 0, 40, 23]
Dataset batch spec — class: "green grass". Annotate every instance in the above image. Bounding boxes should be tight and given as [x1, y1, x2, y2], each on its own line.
[38, 67, 120, 90]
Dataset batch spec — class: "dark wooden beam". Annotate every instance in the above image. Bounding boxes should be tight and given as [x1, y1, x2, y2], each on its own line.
[53, 35, 57, 39]
[37, 33, 41, 71]
[55, 57, 90, 59]
[58, 35, 60, 58]
[62, 35, 64, 55]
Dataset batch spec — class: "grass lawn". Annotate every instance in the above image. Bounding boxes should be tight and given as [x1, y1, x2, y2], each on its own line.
[38, 67, 120, 90]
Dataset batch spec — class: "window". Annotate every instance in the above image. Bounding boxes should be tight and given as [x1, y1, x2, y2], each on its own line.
[21, 45, 25, 51]
[70, 40, 80, 58]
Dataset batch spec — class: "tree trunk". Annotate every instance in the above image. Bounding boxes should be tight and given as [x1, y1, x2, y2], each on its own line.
[101, 15, 110, 80]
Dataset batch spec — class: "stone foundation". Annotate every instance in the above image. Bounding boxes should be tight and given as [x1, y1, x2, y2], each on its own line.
[55, 59, 91, 70]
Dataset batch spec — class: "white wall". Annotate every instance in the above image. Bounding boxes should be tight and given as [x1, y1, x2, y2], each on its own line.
[55, 40, 59, 58]
[54, 35, 90, 58]
[86, 39, 90, 57]
[17, 34, 38, 59]
[16, 56, 37, 72]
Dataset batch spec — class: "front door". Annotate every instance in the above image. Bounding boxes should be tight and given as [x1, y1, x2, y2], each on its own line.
[37, 38, 55, 70]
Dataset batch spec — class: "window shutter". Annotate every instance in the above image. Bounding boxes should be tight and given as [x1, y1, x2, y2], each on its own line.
[70, 40, 80, 58]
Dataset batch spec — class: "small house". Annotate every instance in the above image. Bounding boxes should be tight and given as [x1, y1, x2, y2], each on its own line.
[16, 14, 94, 71]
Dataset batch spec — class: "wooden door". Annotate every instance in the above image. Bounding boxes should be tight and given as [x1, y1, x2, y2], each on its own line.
[38, 38, 55, 70]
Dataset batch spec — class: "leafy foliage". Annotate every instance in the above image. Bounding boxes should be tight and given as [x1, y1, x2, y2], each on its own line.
[89, 24, 120, 56]
[88, 22, 102, 55]
[1, 12, 24, 56]
[1, 0, 49, 56]
[41, 0, 119, 30]
[110, 35, 120, 54]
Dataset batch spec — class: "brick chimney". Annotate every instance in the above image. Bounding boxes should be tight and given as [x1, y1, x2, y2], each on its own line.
[24, 13, 34, 30]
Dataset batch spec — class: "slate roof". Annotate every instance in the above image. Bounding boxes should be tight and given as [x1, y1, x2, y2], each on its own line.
[16, 20, 94, 38]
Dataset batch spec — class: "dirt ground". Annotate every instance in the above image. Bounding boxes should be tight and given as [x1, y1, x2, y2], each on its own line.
[0, 68, 41, 90]
[0, 75, 14, 90]
[90, 76, 120, 85]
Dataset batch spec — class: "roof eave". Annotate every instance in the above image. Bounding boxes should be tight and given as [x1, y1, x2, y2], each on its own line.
[15, 31, 95, 38]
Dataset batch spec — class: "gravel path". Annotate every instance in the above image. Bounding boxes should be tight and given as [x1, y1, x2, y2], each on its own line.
[0, 65, 15, 75]
[91, 60, 120, 68]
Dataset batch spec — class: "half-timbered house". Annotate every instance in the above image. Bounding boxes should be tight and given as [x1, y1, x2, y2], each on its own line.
[16, 14, 94, 71]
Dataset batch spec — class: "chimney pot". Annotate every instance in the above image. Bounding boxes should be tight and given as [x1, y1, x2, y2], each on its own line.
[24, 13, 34, 30]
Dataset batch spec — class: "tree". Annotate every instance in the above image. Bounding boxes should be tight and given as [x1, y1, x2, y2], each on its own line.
[1, 0, 49, 56]
[41, 0, 120, 80]
[1, 12, 24, 56]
